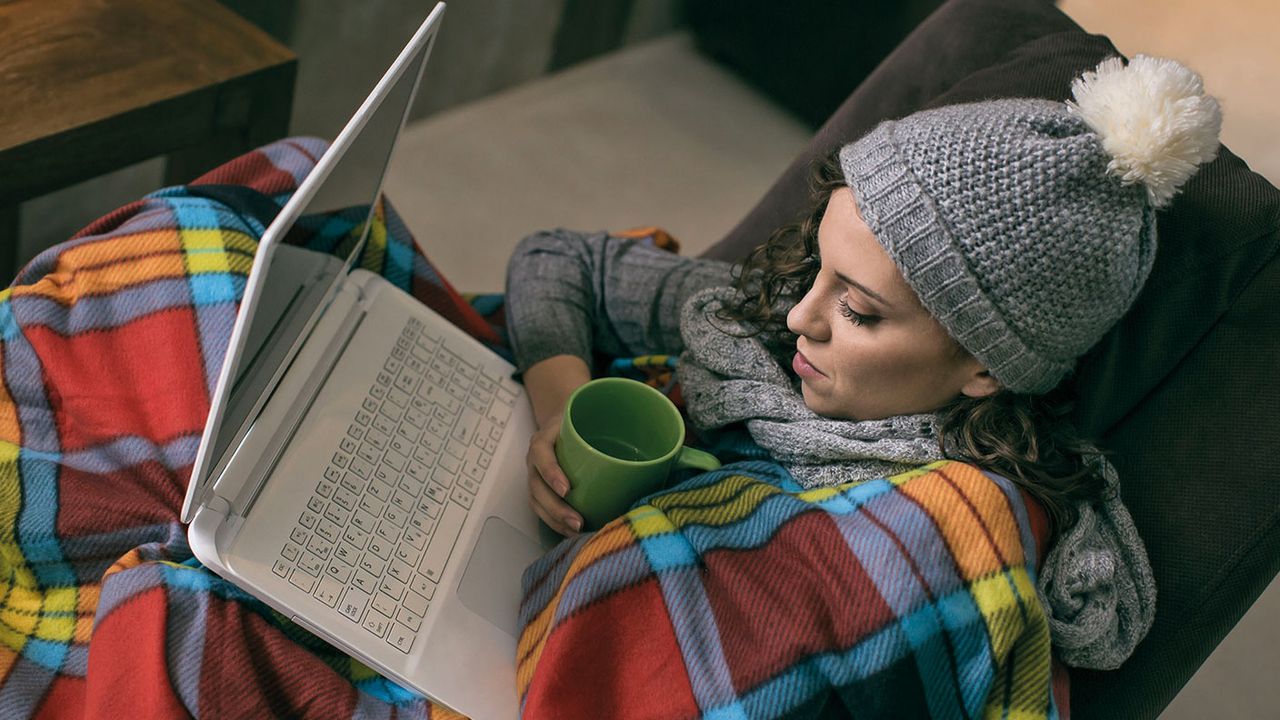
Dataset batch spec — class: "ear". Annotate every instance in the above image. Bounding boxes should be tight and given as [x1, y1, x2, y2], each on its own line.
[959, 368, 1002, 399]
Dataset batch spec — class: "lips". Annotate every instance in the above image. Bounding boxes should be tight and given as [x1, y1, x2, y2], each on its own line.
[792, 349, 826, 379]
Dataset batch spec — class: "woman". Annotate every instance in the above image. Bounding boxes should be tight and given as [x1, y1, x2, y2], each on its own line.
[506, 55, 1220, 677]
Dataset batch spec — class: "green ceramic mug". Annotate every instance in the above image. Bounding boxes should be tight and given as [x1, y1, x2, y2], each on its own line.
[556, 378, 721, 530]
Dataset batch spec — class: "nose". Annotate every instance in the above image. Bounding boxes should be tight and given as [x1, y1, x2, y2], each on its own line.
[786, 285, 830, 342]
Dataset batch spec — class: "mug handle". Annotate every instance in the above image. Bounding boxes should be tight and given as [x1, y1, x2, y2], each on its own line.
[675, 446, 721, 472]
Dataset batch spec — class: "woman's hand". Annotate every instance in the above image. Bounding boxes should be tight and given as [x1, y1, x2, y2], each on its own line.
[525, 413, 582, 536]
[520, 354, 592, 537]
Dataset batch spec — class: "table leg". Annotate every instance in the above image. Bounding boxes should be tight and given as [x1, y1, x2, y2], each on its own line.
[1, 205, 19, 285]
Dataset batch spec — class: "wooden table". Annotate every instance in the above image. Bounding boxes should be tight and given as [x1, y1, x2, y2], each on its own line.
[0, 0, 297, 280]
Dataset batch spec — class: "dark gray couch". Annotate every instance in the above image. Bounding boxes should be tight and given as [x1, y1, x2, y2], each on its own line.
[699, 0, 1280, 717]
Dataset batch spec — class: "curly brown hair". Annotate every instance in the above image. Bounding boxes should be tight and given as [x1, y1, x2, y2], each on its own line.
[717, 152, 1108, 531]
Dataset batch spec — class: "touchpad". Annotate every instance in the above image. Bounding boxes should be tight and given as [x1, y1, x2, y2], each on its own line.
[457, 516, 546, 637]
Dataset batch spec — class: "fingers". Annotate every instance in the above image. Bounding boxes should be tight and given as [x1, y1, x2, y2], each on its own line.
[527, 428, 582, 537]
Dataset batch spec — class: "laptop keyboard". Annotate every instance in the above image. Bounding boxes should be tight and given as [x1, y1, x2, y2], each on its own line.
[272, 316, 516, 654]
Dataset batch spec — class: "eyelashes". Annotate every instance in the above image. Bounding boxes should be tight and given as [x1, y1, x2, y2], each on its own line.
[837, 297, 878, 327]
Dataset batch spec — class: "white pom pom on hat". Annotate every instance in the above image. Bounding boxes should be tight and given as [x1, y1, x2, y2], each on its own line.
[1066, 54, 1222, 209]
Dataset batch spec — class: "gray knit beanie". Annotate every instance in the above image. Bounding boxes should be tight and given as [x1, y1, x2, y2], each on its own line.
[840, 55, 1222, 393]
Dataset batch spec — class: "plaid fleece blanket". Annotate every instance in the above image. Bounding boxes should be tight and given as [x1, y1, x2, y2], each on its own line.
[0, 138, 506, 719]
[517, 460, 1066, 719]
[1, 136, 1066, 719]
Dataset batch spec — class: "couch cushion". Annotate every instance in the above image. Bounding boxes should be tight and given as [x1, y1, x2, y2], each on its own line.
[699, 0, 1280, 717]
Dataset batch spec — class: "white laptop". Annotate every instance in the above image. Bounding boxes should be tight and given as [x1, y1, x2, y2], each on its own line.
[183, 5, 551, 717]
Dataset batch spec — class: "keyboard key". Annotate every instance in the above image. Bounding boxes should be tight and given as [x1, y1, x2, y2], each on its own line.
[281, 543, 301, 561]
[438, 453, 460, 474]
[409, 511, 437, 536]
[371, 413, 395, 436]
[391, 345, 407, 361]
[334, 542, 358, 567]
[355, 410, 373, 426]
[272, 559, 289, 577]
[340, 436, 358, 455]
[404, 407, 428, 429]
[367, 478, 393, 502]
[415, 497, 441, 522]
[289, 568, 318, 594]
[376, 371, 394, 387]
[397, 423, 422, 445]
[324, 466, 342, 483]
[383, 449, 407, 472]
[354, 444, 379, 465]
[359, 493, 385, 518]
[379, 575, 406, 601]
[462, 460, 483, 482]
[371, 592, 397, 619]
[315, 519, 341, 544]
[393, 373, 417, 395]
[384, 505, 408, 528]
[397, 606, 423, 632]
[340, 587, 370, 623]
[341, 472, 366, 495]
[324, 560, 352, 583]
[379, 401, 403, 423]
[458, 476, 480, 496]
[411, 574, 436, 599]
[375, 520, 402, 545]
[402, 465, 427, 491]
[451, 486, 474, 510]
[315, 576, 343, 608]
[360, 552, 386, 577]
[387, 623, 415, 653]
[388, 559, 413, 584]
[351, 509, 378, 534]
[342, 525, 369, 549]
[403, 589, 430, 617]
[419, 502, 467, 584]
[347, 423, 366, 441]
[395, 542, 422, 567]
[367, 536, 394, 561]
[387, 386, 411, 408]
[333, 486, 358, 511]
[390, 489, 415, 513]
[306, 496, 325, 514]
[298, 552, 324, 577]
[372, 463, 394, 486]
[290, 527, 308, 545]
[362, 397, 379, 413]
[353, 568, 378, 595]
[365, 428, 390, 451]
[425, 482, 449, 505]
[324, 503, 351, 526]
[316, 480, 334, 498]
[332, 452, 350, 468]
[384, 358, 402, 375]
[299, 511, 317, 529]
[445, 439, 468, 460]
[389, 434, 412, 457]
[369, 384, 387, 400]
[402, 526, 428, 550]
[306, 533, 334, 559]
[432, 466, 456, 489]
[363, 609, 391, 639]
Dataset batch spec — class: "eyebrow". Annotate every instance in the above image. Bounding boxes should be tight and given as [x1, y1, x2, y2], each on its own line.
[834, 270, 893, 308]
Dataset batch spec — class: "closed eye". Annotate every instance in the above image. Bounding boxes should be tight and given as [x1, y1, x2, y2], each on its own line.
[838, 297, 879, 327]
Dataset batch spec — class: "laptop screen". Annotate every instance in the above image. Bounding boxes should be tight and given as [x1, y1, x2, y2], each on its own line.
[183, 5, 443, 521]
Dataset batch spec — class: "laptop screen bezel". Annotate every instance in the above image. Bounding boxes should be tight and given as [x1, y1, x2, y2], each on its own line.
[181, 3, 446, 523]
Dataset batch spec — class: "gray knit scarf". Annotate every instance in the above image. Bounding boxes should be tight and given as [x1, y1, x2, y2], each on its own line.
[675, 287, 1156, 670]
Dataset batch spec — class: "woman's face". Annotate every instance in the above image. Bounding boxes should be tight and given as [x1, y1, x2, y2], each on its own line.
[785, 188, 998, 421]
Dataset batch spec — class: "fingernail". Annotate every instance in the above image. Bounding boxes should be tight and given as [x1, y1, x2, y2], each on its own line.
[567, 516, 582, 531]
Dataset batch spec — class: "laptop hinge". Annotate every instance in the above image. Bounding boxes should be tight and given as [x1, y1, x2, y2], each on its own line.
[232, 300, 367, 519]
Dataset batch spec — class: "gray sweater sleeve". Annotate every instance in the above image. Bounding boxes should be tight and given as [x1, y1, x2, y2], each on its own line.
[504, 228, 736, 374]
